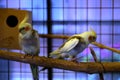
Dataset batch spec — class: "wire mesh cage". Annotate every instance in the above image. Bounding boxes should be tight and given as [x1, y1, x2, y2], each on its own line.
[0, 0, 120, 80]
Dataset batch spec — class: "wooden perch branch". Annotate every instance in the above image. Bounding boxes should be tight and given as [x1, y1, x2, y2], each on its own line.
[39, 34, 69, 39]
[0, 50, 120, 74]
[92, 42, 120, 54]
[39, 34, 120, 54]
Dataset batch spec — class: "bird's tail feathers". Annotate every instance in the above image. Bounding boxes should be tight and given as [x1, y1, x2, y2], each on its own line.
[30, 64, 39, 80]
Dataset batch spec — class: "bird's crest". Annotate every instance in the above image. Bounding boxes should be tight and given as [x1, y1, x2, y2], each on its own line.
[89, 27, 96, 37]
[18, 14, 32, 29]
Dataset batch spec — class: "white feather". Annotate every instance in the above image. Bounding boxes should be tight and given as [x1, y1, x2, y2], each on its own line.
[60, 38, 79, 52]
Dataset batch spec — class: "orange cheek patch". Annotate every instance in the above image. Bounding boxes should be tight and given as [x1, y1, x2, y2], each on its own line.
[25, 26, 30, 31]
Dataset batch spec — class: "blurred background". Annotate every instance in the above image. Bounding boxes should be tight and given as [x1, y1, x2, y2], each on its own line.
[0, 0, 120, 80]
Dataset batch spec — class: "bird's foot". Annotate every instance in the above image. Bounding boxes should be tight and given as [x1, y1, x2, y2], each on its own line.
[21, 54, 29, 59]
[71, 56, 83, 63]
[31, 55, 37, 59]
[70, 58, 79, 63]
[31, 55, 35, 59]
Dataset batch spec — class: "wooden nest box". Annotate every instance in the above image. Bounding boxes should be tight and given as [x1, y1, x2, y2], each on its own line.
[0, 8, 32, 49]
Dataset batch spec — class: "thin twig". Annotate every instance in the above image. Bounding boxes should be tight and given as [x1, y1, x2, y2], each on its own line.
[89, 47, 104, 80]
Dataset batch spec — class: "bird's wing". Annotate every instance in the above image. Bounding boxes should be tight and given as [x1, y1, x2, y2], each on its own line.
[59, 37, 79, 52]
[32, 30, 40, 55]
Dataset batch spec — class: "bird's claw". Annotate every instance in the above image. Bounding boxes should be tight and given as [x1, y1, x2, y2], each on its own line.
[70, 58, 79, 63]
[31, 55, 34, 59]
[21, 54, 29, 59]
[70, 56, 83, 63]
[21, 53, 36, 59]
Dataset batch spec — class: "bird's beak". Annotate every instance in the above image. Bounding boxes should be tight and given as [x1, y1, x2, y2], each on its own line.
[19, 27, 25, 32]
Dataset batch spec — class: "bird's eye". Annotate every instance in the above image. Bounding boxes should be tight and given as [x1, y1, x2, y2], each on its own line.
[88, 36, 93, 41]
[88, 36, 96, 42]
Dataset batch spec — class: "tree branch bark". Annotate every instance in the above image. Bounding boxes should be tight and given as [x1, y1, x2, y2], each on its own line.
[39, 34, 69, 39]
[0, 50, 120, 74]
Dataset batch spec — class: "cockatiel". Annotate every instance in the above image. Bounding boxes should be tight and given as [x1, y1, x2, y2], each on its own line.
[40, 28, 97, 71]
[50, 28, 97, 61]
[18, 15, 40, 80]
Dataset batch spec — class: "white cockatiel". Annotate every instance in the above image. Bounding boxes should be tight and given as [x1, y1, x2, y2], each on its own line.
[50, 28, 97, 61]
[18, 15, 40, 80]
[40, 28, 97, 71]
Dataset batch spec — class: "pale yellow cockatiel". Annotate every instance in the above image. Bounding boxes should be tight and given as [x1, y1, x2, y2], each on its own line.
[40, 28, 97, 71]
[50, 28, 97, 61]
[18, 15, 40, 80]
